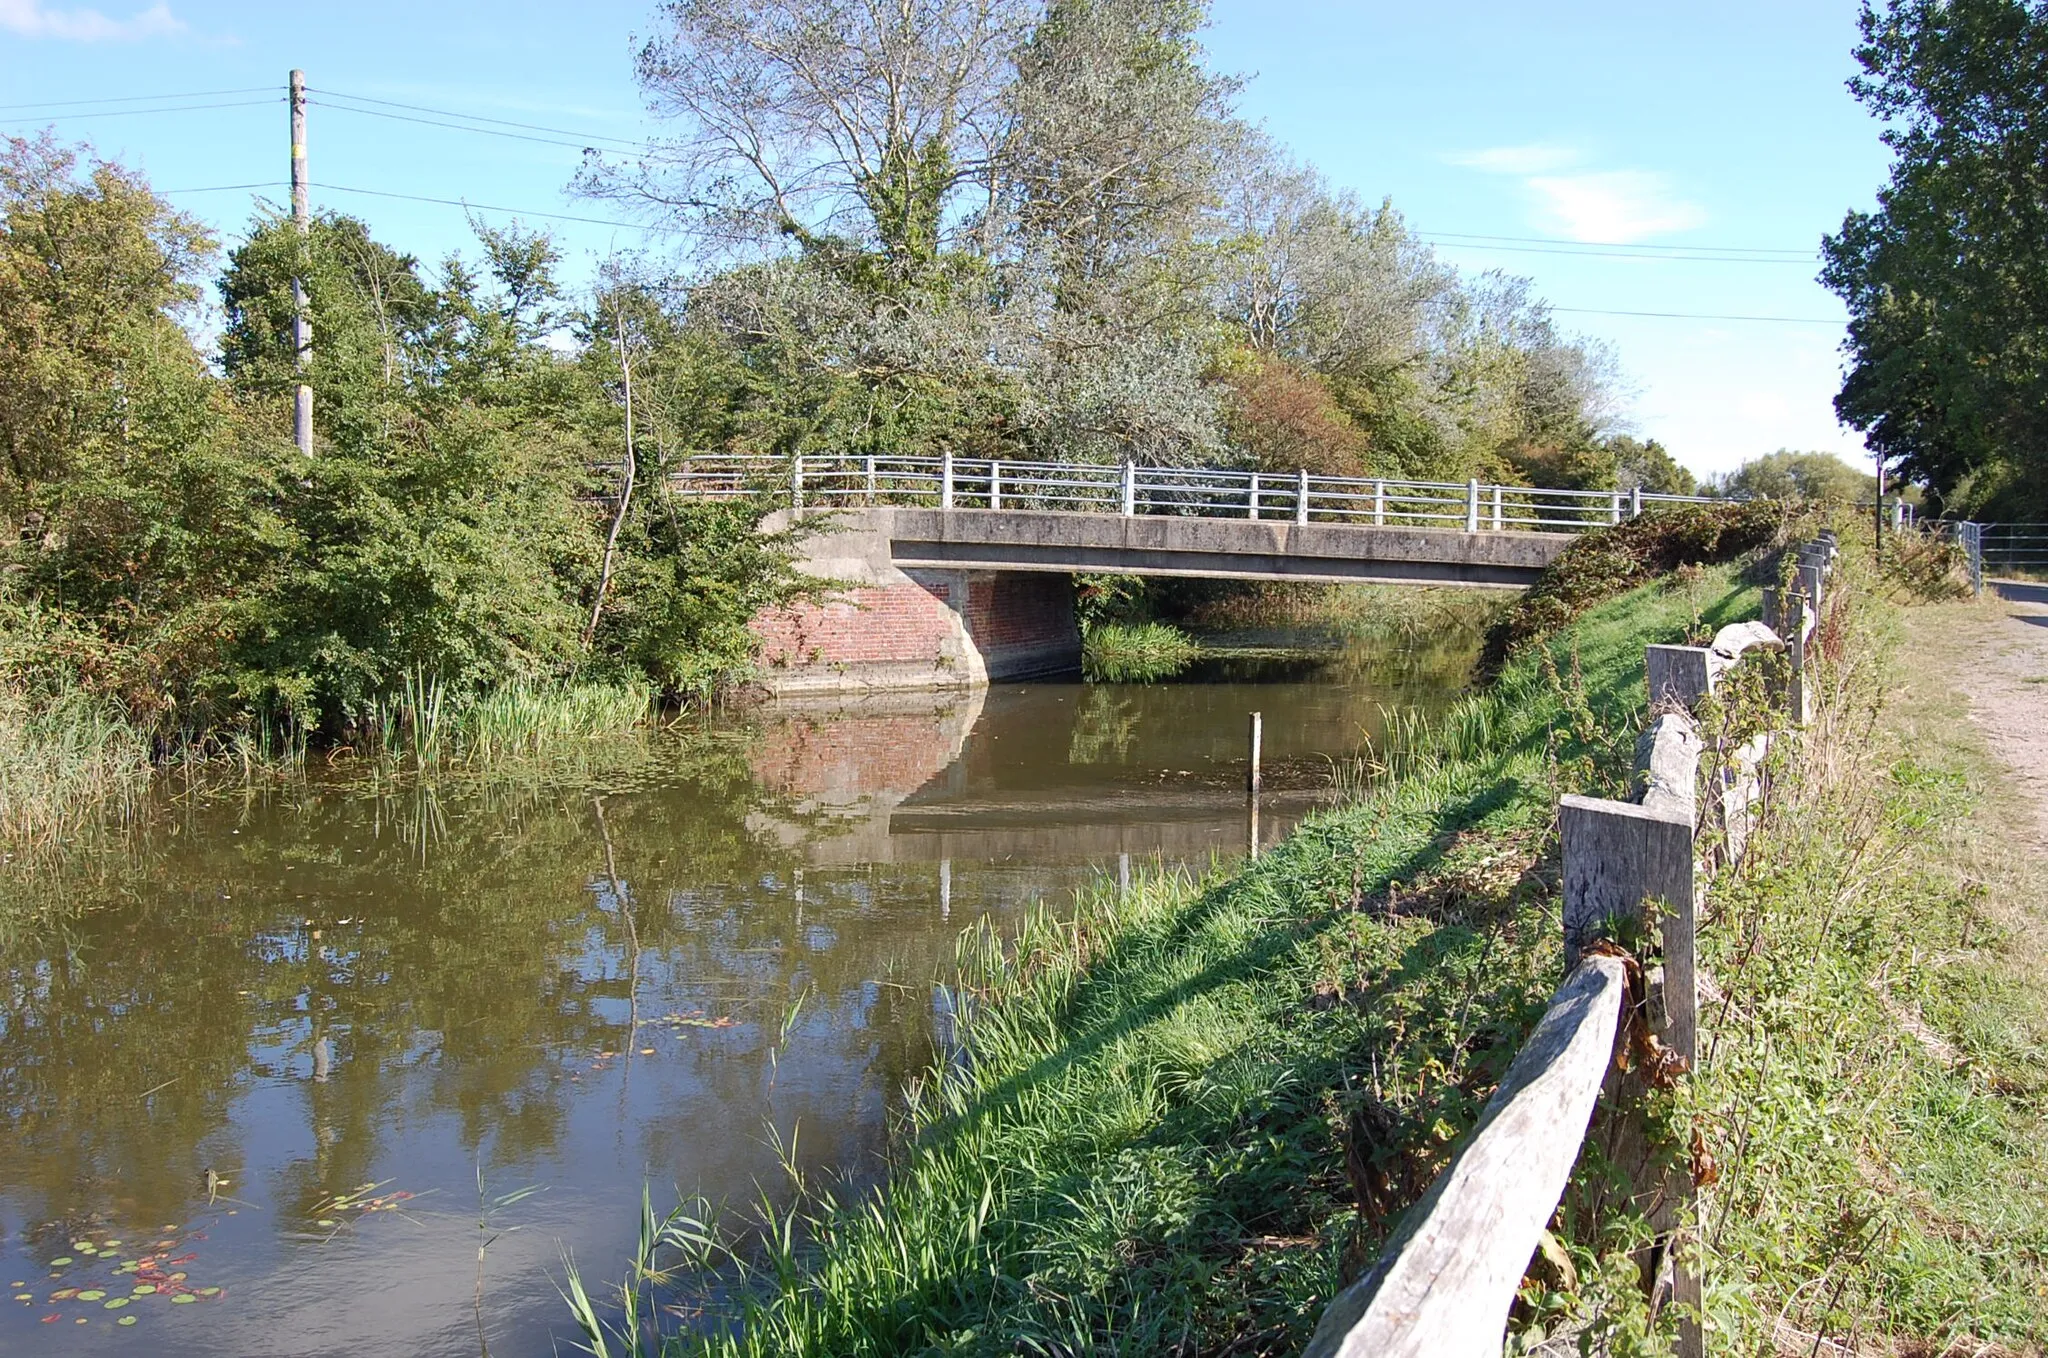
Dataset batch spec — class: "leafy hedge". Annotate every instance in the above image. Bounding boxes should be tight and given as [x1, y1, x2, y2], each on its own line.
[1476, 501, 1796, 678]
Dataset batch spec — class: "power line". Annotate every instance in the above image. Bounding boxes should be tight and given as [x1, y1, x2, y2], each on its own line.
[0, 86, 276, 113]
[1420, 238, 1814, 266]
[1421, 229, 1812, 258]
[309, 87, 645, 152]
[1551, 305, 1840, 325]
[320, 181, 663, 232]
[161, 181, 288, 194]
[1, 98, 281, 124]
[311, 99, 613, 155]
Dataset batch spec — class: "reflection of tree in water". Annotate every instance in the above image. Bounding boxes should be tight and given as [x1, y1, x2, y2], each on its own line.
[0, 725, 952, 1242]
[1067, 687, 1142, 764]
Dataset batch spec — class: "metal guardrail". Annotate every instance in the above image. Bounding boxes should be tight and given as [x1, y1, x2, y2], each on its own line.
[668, 452, 1726, 533]
[1976, 522, 2048, 568]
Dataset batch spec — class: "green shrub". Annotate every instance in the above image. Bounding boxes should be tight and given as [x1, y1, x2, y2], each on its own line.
[1476, 501, 1795, 679]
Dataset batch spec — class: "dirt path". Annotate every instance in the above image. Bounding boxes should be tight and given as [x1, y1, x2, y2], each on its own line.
[1905, 579, 2048, 848]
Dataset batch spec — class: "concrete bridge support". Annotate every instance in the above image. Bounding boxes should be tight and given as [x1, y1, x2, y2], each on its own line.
[750, 512, 1079, 695]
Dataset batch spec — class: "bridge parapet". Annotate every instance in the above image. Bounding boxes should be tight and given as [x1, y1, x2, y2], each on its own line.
[676, 452, 1720, 532]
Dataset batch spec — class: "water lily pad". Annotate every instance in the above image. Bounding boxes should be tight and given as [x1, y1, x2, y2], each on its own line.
[194, 1287, 219, 1297]
[79, 1247, 98, 1256]
[170, 1294, 197, 1305]
[47, 1257, 72, 1267]
[316, 1219, 337, 1227]
[101, 1240, 120, 1248]
[131, 1284, 156, 1295]
[103, 1297, 129, 1310]
[77, 1289, 106, 1301]
[13, 1293, 30, 1302]
[70, 1242, 90, 1251]
[166, 1272, 186, 1282]
[50, 1288, 77, 1301]
[117, 1315, 137, 1326]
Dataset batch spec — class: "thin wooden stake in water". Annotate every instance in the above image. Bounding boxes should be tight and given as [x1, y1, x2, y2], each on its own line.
[1248, 711, 1262, 795]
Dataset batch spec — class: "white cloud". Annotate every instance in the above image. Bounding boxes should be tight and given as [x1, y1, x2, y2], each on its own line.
[0, 0, 184, 40]
[1451, 145, 1708, 244]
[1525, 170, 1708, 243]
[1446, 144, 1581, 175]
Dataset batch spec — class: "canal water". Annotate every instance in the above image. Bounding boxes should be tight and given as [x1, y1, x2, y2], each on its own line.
[0, 644, 1470, 1356]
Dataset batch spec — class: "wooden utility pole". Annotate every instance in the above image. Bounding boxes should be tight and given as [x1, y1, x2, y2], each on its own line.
[1874, 451, 1886, 566]
[290, 69, 313, 455]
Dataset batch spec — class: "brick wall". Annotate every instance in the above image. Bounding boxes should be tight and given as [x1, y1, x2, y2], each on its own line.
[749, 569, 1077, 692]
[959, 572, 1078, 680]
[750, 580, 960, 669]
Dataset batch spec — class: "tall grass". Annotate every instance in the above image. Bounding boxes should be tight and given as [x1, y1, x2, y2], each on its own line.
[1080, 621, 1204, 683]
[0, 684, 151, 846]
[363, 674, 652, 768]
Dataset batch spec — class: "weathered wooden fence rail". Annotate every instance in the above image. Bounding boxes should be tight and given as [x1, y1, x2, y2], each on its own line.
[1304, 533, 1839, 1358]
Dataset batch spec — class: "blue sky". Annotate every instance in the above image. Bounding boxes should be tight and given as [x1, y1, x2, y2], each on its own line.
[1, 0, 1890, 478]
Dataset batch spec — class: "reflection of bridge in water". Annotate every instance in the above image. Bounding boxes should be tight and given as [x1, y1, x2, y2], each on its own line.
[742, 675, 1384, 892]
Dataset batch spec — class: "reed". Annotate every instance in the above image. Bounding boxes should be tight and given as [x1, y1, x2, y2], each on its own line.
[0, 684, 151, 846]
[362, 675, 652, 768]
[1080, 621, 1204, 683]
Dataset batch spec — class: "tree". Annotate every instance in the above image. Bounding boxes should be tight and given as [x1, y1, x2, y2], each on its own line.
[1605, 435, 1697, 495]
[1004, 0, 1239, 320]
[1822, 0, 2048, 519]
[1715, 449, 1875, 503]
[590, 0, 1034, 273]
[1220, 352, 1367, 476]
[0, 133, 217, 528]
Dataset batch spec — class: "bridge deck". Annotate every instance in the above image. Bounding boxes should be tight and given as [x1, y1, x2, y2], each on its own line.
[748, 504, 1582, 693]
[815, 507, 1569, 588]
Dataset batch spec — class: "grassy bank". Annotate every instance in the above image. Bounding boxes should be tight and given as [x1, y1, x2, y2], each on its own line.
[569, 562, 1761, 1356]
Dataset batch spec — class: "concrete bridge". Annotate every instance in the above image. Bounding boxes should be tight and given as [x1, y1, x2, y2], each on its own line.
[676, 454, 1714, 694]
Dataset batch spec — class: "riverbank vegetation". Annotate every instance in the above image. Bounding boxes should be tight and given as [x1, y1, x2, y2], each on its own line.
[0, 134, 821, 841]
[1612, 537, 2048, 1352]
